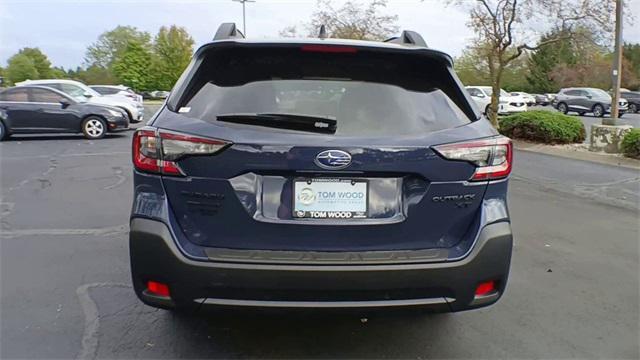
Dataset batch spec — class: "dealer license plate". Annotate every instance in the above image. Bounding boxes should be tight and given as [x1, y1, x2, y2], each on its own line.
[293, 178, 368, 219]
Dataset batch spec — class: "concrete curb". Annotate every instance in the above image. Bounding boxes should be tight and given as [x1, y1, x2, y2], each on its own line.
[512, 140, 640, 170]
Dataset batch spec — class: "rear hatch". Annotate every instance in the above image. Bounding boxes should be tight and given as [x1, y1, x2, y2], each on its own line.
[151, 42, 500, 252]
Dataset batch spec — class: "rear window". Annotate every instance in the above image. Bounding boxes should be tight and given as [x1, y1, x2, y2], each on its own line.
[175, 46, 473, 136]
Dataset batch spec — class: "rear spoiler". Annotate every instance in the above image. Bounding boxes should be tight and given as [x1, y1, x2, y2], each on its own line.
[212, 22, 427, 48]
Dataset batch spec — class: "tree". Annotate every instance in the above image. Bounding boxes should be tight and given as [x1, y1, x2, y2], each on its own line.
[623, 43, 640, 88]
[17, 48, 53, 79]
[73, 65, 117, 85]
[449, 0, 616, 125]
[5, 53, 39, 84]
[112, 41, 153, 91]
[85, 26, 151, 69]
[456, 43, 531, 91]
[152, 25, 194, 90]
[283, 0, 399, 40]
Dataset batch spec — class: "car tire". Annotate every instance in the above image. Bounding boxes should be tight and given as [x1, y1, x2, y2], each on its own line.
[485, 104, 494, 117]
[0, 121, 8, 141]
[592, 104, 604, 118]
[82, 116, 107, 139]
[557, 102, 568, 114]
[630, 104, 637, 113]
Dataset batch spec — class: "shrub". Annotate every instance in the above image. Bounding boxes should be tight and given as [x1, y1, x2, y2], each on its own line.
[498, 110, 586, 144]
[621, 128, 640, 159]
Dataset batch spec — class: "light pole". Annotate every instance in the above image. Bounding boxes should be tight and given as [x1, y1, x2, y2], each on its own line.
[232, 0, 255, 36]
[606, 0, 623, 126]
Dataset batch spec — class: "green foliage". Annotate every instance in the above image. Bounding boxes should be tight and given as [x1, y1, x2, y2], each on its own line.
[621, 129, 640, 159]
[455, 45, 530, 91]
[498, 110, 586, 144]
[17, 47, 53, 78]
[112, 41, 153, 91]
[623, 43, 640, 90]
[73, 65, 117, 85]
[85, 26, 151, 69]
[152, 25, 194, 90]
[5, 53, 39, 84]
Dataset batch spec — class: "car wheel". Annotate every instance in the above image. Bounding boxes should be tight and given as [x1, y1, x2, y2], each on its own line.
[82, 116, 107, 139]
[557, 102, 568, 114]
[592, 104, 604, 118]
[629, 103, 637, 113]
[0, 121, 7, 141]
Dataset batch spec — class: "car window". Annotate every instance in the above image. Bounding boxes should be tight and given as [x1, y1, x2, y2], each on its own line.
[93, 87, 119, 95]
[467, 88, 482, 97]
[29, 88, 67, 103]
[178, 47, 472, 137]
[58, 83, 87, 98]
[565, 90, 580, 96]
[0, 88, 29, 102]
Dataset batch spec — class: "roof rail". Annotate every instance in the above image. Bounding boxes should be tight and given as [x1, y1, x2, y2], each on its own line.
[213, 23, 245, 41]
[384, 30, 428, 47]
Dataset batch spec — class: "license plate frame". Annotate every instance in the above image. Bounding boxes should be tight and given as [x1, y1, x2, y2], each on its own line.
[292, 178, 368, 219]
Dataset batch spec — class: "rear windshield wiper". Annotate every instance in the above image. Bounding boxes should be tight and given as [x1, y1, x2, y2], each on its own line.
[216, 113, 337, 134]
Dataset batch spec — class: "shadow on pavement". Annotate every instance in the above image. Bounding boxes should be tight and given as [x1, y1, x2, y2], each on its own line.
[90, 286, 456, 359]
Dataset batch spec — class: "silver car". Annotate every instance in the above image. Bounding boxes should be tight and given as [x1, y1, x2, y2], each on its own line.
[554, 87, 628, 117]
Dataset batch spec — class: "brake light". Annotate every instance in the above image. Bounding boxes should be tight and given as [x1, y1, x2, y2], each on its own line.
[301, 45, 358, 53]
[433, 136, 512, 181]
[132, 127, 230, 176]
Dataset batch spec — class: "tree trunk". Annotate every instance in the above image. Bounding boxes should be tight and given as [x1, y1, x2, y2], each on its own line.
[489, 62, 504, 127]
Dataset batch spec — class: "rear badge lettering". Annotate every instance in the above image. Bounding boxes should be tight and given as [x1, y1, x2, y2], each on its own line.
[432, 194, 476, 208]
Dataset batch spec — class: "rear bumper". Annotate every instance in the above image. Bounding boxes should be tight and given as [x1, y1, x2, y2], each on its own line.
[129, 218, 513, 312]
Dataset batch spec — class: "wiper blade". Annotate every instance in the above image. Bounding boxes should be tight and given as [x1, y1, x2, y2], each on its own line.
[216, 113, 337, 134]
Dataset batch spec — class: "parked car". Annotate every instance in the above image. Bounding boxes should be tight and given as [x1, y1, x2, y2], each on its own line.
[621, 91, 640, 113]
[129, 24, 514, 313]
[149, 90, 170, 99]
[534, 93, 550, 106]
[89, 85, 143, 104]
[466, 86, 528, 115]
[16, 79, 144, 123]
[0, 85, 128, 140]
[554, 87, 628, 117]
[510, 92, 535, 106]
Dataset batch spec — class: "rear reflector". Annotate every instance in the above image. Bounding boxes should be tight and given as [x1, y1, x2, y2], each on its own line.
[301, 45, 358, 53]
[433, 136, 513, 181]
[147, 281, 170, 297]
[475, 280, 497, 297]
[132, 127, 230, 176]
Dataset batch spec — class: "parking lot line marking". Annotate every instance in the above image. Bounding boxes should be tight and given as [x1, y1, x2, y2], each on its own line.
[76, 282, 131, 360]
[1, 152, 130, 160]
[0, 225, 128, 238]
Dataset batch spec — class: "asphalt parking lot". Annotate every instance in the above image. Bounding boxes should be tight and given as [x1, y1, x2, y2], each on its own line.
[1, 104, 638, 359]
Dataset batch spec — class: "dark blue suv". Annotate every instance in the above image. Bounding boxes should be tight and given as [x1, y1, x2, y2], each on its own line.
[129, 24, 513, 313]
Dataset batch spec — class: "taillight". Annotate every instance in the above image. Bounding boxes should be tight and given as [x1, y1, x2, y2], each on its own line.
[132, 127, 230, 176]
[433, 136, 512, 181]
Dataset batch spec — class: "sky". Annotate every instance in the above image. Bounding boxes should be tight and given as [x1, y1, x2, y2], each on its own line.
[1, 0, 639, 69]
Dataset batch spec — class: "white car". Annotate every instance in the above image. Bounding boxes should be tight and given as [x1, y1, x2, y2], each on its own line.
[90, 85, 143, 104]
[510, 92, 536, 107]
[16, 79, 144, 123]
[466, 86, 528, 115]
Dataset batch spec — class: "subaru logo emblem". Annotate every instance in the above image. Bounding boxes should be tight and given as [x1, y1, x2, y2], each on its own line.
[315, 150, 352, 170]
